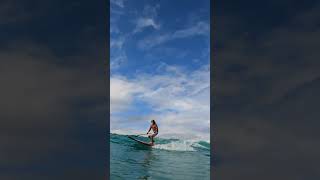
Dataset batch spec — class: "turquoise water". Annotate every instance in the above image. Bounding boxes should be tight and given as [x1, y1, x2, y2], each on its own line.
[110, 133, 210, 180]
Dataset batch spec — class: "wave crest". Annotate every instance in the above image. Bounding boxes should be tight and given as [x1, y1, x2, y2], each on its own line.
[111, 133, 210, 153]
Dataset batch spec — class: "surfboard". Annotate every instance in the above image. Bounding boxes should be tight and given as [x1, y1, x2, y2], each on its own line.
[128, 136, 154, 146]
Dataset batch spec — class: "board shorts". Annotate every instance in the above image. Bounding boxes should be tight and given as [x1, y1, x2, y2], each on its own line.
[149, 132, 158, 138]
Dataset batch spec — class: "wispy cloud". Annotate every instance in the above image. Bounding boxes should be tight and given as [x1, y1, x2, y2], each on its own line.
[110, 0, 125, 8]
[133, 17, 160, 33]
[142, 4, 160, 17]
[138, 21, 209, 50]
[110, 36, 125, 49]
[144, 47, 188, 61]
[173, 21, 209, 38]
[133, 4, 160, 34]
[110, 0, 128, 71]
[110, 34, 128, 70]
[138, 34, 170, 49]
[110, 53, 127, 70]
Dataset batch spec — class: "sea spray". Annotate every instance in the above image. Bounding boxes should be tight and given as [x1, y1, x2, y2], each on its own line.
[154, 139, 196, 151]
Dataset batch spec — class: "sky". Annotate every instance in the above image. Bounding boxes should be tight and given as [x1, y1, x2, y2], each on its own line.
[110, 0, 210, 140]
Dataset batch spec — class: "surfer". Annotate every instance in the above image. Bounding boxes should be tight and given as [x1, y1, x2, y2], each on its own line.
[147, 120, 158, 144]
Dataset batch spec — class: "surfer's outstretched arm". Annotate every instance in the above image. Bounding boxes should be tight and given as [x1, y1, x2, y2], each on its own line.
[147, 126, 152, 134]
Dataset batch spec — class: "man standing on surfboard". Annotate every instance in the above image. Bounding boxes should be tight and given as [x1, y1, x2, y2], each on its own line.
[147, 120, 158, 144]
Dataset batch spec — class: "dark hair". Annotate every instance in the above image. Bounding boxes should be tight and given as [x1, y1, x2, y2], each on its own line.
[151, 120, 156, 124]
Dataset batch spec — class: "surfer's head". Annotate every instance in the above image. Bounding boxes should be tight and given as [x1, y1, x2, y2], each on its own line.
[151, 120, 156, 124]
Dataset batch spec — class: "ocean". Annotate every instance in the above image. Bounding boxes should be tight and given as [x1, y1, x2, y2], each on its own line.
[110, 133, 210, 180]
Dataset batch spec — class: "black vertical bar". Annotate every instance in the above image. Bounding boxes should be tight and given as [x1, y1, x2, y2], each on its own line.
[210, 0, 215, 179]
[105, 0, 110, 179]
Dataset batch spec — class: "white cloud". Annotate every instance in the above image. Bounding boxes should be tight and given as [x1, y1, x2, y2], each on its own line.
[110, 35, 127, 70]
[110, 75, 144, 113]
[142, 4, 160, 17]
[138, 34, 170, 49]
[110, 53, 126, 70]
[110, 63, 210, 140]
[138, 21, 210, 50]
[132, 4, 161, 34]
[173, 21, 209, 38]
[133, 18, 160, 33]
[110, 36, 125, 49]
[110, 0, 125, 8]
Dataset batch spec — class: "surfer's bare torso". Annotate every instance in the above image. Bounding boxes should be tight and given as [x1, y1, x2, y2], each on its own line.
[150, 124, 158, 133]
[147, 120, 158, 144]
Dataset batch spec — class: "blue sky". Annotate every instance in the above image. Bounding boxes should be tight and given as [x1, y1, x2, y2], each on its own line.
[110, 0, 210, 140]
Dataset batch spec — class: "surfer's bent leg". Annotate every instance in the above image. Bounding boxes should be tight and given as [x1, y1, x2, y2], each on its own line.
[148, 135, 153, 142]
[151, 132, 158, 142]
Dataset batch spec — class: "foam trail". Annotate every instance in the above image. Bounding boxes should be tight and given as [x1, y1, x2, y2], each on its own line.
[153, 140, 198, 152]
[111, 129, 210, 141]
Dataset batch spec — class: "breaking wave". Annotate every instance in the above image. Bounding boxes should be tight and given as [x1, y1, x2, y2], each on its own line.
[111, 133, 210, 154]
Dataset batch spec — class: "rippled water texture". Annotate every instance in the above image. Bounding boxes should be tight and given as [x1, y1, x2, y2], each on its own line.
[110, 134, 210, 180]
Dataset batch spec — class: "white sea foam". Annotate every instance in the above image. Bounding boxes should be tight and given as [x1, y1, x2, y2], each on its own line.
[111, 129, 210, 152]
[111, 132, 210, 152]
[191, 142, 210, 150]
[111, 128, 209, 140]
[153, 139, 199, 152]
